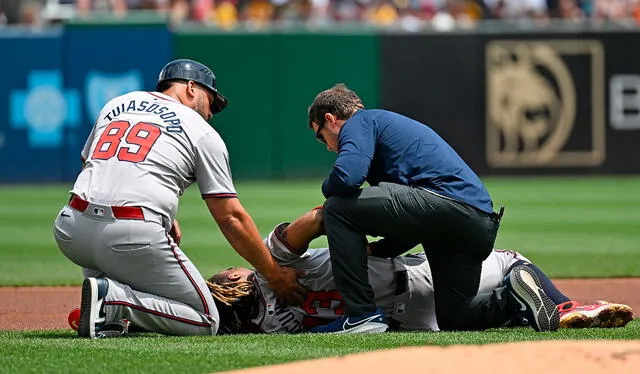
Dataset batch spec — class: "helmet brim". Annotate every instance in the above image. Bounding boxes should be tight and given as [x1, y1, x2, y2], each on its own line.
[211, 91, 228, 114]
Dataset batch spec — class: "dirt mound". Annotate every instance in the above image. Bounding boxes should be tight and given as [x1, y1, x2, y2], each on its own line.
[221, 341, 640, 374]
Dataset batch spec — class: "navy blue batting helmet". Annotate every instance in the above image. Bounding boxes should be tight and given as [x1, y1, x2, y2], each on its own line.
[156, 59, 228, 114]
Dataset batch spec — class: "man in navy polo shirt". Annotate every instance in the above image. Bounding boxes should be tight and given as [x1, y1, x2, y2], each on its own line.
[307, 84, 559, 334]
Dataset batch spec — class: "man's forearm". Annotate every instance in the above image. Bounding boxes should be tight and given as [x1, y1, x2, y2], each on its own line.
[280, 209, 324, 252]
[322, 157, 368, 198]
[217, 215, 280, 279]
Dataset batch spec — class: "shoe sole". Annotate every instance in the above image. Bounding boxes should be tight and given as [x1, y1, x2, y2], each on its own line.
[509, 267, 560, 332]
[560, 304, 633, 329]
[78, 278, 99, 338]
[333, 322, 388, 334]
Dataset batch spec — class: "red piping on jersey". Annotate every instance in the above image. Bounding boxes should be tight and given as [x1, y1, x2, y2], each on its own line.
[105, 301, 212, 328]
[273, 223, 304, 256]
[148, 91, 179, 103]
[201, 193, 238, 199]
[166, 233, 211, 316]
[494, 249, 525, 261]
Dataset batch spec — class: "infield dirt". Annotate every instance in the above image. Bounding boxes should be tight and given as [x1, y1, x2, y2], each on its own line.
[0, 278, 638, 330]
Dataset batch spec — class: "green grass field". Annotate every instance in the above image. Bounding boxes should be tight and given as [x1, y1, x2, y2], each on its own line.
[0, 176, 639, 373]
[1, 321, 640, 374]
[1, 176, 639, 285]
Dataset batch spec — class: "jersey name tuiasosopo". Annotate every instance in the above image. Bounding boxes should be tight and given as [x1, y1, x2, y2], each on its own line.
[103, 99, 183, 129]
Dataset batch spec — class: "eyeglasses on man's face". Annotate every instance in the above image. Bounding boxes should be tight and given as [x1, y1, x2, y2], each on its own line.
[315, 120, 326, 144]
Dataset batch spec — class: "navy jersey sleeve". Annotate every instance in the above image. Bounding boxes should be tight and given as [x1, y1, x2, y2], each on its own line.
[322, 115, 375, 198]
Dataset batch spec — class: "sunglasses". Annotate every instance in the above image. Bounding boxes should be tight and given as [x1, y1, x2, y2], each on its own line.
[315, 120, 327, 144]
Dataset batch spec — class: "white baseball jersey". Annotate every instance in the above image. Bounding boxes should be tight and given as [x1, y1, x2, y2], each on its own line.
[250, 223, 531, 333]
[73, 91, 236, 223]
[55, 90, 236, 336]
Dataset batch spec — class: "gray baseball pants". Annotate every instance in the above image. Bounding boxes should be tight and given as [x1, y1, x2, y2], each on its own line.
[53, 200, 218, 335]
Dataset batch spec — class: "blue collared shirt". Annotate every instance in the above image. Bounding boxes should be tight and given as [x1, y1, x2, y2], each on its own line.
[322, 109, 493, 213]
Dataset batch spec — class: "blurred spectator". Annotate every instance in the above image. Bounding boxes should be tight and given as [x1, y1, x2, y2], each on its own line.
[484, 0, 547, 18]
[212, 0, 238, 28]
[242, 0, 275, 28]
[633, 0, 640, 22]
[75, 0, 128, 16]
[364, 0, 399, 26]
[397, 7, 425, 30]
[168, 0, 191, 25]
[2, 0, 640, 29]
[557, 0, 585, 18]
[191, 0, 213, 21]
[275, 0, 314, 23]
[593, 0, 630, 19]
[304, 0, 333, 26]
[0, 0, 25, 24]
[0, 5, 6, 25]
[20, 1, 45, 26]
[330, 0, 366, 22]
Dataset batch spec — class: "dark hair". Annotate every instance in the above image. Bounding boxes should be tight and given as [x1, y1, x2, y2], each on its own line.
[155, 79, 182, 93]
[207, 274, 261, 335]
[307, 83, 364, 129]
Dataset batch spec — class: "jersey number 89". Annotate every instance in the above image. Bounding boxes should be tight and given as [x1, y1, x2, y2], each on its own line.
[91, 121, 161, 163]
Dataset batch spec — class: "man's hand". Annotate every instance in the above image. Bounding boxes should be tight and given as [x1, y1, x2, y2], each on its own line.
[267, 266, 306, 305]
[205, 197, 307, 304]
[169, 219, 182, 245]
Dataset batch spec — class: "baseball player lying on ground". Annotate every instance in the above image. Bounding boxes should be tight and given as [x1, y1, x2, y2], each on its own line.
[67, 207, 634, 335]
[206, 208, 633, 334]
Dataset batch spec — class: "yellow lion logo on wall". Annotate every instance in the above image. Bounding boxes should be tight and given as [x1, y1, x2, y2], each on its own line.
[486, 42, 576, 166]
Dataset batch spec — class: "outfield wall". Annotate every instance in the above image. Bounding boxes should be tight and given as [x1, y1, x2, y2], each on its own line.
[0, 23, 172, 182]
[173, 29, 379, 179]
[1, 24, 639, 182]
[380, 31, 640, 175]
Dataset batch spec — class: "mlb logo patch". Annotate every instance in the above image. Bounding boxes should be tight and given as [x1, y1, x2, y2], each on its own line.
[395, 303, 405, 315]
[266, 304, 274, 316]
[93, 207, 105, 216]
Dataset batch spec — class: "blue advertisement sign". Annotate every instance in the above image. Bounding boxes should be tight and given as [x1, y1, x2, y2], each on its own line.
[0, 25, 171, 183]
[0, 29, 68, 182]
[62, 25, 172, 180]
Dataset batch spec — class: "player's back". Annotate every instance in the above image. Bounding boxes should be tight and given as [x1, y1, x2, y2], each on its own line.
[72, 91, 226, 222]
